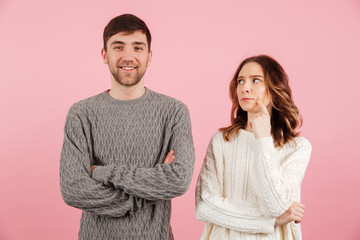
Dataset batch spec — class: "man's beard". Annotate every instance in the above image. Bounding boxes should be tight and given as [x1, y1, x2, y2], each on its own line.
[110, 60, 148, 87]
[111, 70, 144, 87]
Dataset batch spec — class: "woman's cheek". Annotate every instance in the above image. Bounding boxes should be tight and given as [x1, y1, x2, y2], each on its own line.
[258, 88, 271, 106]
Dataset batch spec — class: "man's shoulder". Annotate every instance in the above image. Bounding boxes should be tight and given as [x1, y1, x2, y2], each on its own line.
[68, 91, 107, 115]
[148, 88, 187, 110]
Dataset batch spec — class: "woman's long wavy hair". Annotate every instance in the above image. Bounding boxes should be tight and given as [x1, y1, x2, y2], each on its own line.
[220, 55, 302, 147]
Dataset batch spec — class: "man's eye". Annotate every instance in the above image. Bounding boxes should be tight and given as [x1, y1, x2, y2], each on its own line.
[135, 47, 143, 51]
[114, 46, 122, 50]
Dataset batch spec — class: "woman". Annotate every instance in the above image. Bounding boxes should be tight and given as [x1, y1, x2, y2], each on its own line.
[196, 55, 312, 239]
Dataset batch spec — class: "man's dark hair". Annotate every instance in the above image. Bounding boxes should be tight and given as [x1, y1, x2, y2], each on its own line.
[103, 14, 151, 52]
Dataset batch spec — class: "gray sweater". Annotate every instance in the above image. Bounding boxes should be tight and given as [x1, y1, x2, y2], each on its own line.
[60, 88, 195, 240]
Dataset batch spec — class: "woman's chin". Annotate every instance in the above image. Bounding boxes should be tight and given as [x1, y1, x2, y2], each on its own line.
[239, 104, 254, 112]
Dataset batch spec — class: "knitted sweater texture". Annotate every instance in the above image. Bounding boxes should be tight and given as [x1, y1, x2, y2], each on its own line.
[196, 130, 311, 240]
[60, 88, 195, 240]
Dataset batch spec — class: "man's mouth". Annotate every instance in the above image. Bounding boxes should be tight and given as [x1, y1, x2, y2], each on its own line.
[119, 66, 137, 70]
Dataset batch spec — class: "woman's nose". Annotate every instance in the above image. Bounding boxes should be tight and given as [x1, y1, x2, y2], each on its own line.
[242, 82, 251, 93]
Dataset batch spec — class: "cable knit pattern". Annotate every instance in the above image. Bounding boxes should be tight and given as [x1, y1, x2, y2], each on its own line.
[60, 88, 195, 240]
[196, 130, 311, 240]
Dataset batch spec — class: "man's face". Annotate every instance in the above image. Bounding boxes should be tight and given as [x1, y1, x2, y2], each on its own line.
[102, 31, 152, 87]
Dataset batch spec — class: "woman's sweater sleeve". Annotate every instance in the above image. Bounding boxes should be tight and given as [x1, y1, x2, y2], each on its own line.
[195, 133, 275, 234]
[250, 136, 312, 217]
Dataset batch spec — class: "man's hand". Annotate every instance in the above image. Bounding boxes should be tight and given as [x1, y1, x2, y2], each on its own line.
[275, 202, 306, 226]
[163, 150, 175, 164]
[90, 165, 97, 176]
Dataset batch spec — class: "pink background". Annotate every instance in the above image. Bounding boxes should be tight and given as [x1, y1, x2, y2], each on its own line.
[1, 0, 360, 239]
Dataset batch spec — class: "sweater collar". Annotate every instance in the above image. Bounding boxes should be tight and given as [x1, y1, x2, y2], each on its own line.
[102, 87, 151, 105]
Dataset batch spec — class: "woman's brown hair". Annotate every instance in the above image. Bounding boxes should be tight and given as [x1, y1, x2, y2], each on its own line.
[220, 55, 302, 147]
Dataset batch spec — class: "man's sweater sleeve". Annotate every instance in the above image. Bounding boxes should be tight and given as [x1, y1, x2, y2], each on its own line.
[195, 133, 275, 234]
[60, 106, 150, 217]
[250, 137, 312, 217]
[91, 104, 195, 201]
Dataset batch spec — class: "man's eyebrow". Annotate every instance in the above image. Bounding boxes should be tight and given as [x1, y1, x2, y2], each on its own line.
[133, 41, 146, 46]
[110, 41, 124, 46]
[110, 41, 146, 47]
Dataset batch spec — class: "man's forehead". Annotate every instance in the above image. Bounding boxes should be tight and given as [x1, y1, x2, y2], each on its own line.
[109, 31, 147, 43]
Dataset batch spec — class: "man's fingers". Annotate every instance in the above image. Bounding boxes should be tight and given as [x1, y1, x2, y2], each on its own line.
[169, 155, 175, 164]
[90, 165, 97, 176]
[164, 156, 171, 164]
[165, 155, 175, 164]
[163, 150, 175, 164]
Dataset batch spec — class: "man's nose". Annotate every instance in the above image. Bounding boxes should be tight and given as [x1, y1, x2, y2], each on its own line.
[122, 48, 134, 61]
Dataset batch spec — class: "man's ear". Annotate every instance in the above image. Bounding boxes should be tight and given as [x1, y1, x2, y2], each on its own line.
[147, 50, 152, 66]
[101, 48, 108, 64]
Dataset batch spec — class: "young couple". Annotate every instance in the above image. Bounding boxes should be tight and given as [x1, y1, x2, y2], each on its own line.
[60, 14, 311, 240]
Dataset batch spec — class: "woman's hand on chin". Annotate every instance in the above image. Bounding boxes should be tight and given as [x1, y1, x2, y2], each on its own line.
[249, 100, 271, 139]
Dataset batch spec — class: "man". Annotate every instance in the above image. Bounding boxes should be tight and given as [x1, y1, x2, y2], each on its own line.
[60, 14, 195, 240]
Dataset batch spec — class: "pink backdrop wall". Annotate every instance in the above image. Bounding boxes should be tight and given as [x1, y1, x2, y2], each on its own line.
[1, 0, 360, 239]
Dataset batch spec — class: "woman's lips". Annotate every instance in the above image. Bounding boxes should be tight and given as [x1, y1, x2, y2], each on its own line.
[241, 98, 254, 101]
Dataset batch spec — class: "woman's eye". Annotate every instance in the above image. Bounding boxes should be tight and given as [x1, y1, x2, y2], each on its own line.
[253, 78, 260, 83]
[238, 79, 244, 84]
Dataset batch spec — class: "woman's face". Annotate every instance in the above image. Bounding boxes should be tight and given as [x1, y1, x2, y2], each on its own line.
[236, 62, 272, 114]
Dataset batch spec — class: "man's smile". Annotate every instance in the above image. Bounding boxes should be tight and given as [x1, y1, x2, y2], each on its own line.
[119, 66, 137, 71]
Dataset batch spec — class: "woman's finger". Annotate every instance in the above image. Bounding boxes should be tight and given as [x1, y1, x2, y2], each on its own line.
[256, 99, 269, 116]
[293, 202, 306, 209]
[293, 209, 304, 218]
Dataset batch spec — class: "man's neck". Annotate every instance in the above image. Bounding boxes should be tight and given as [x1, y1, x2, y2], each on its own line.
[108, 80, 146, 100]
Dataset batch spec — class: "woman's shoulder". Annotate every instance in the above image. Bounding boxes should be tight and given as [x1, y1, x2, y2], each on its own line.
[210, 131, 237, 147]
[295, 136, 311, 147]
[285, 135, 312, 152]
[206, 131, 226, 152]
[211, 131, 224, 142]
[210, 129, 249, 145]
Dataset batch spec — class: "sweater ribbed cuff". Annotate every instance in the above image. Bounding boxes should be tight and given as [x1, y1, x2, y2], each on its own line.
[250, 137, 275, 153]
[258, 217, 275, 234]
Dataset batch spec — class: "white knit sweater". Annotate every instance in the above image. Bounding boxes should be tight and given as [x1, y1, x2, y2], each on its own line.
[196, 130, 312, 240]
